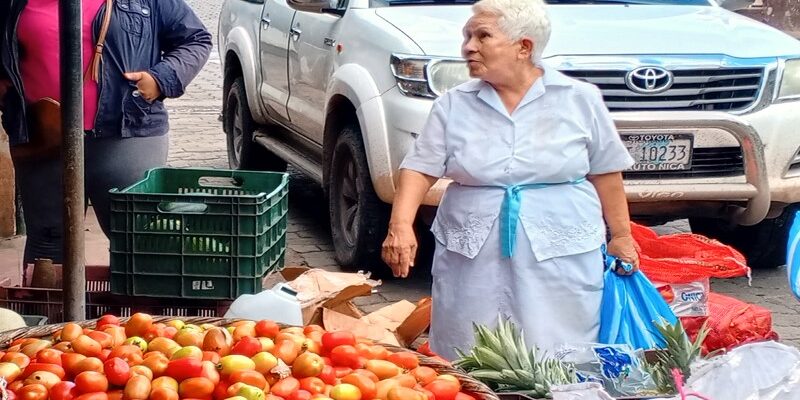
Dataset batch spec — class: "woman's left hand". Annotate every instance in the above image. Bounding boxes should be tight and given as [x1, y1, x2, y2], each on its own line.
[607, 234, 640, 275]
[124, 71, 161, 102]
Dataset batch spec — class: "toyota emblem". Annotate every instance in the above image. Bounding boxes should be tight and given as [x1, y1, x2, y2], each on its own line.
[626, 66, 673, 94]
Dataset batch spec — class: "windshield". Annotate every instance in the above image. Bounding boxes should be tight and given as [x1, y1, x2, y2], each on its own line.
[381, 0, 711, 5]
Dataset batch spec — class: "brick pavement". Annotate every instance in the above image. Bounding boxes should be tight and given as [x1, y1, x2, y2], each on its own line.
[70, 0, 800, 346]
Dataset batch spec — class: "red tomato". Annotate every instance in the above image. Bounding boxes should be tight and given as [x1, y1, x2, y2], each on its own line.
[96, 315, 121, 330]
[74, 393, 109, 400]
[179, 377, 216, 399]
[16, 384, 48, 400]
[213, 380, 231, 400]
[454, 393, 476, 400]
[352, 369, 379, 383]
[165, 357, 203, 381]
[318, 365, 336, 385]
[271, 377, 301, 399]
[289, 390, 313, 400]
[50, 381, 78, 400]
[75, 371, 109, 394]
[150, 387, 179, 400]
[36, 349, 63, 366]
[387, 352, 419, 370]
[330, 346, 361, 369]
[255, 320, 281, 338]
[230, 337, 262, 358]
[229, 370, 267, 390]
[424, 380, 460, 400]
[107, 391, 124, 400]
[107, 345, 143, 367]
[333, 367, 353, 379]
[103, 357, 131, 387]
[299, 377, 326, 395]
[321, 332, 356, 353]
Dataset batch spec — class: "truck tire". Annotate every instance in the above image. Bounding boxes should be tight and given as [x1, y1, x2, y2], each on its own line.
[224, 77, 286, 171]
[328, 125, 390, 275]
[689, 204, 798, 269]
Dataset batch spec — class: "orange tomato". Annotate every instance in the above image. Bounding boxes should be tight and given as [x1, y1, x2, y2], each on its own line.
[124, 374, 152, 400]
[61, 353, 87, 378]
[103, 327, 127, 348]
[202, 351, 221, 364]
[20, 363, 66, 380]
[152, 376, 180, 392]
[150, 387, 179, 400]
[179, 377, 216, 399]
[103, 357, 131, 387]
[75, 371, 109, 394]
[270, 340, 301, 365]
[36, 348, 63, 365]
[454, 393, 476, 400]
[387, 387, 425, 400]
[23, 371, 61, 390]
[49, 381, 78, 400]
[392, 374, 417, 389]
[200, 360, 221, 385]
[74, 357, 104, 375]
[410, 367, 437, 386]
[299, 377, 326, 395]
[141, 352, 169, 377]
[270, 377, 300, 399]
[293, 352, 324, 378]
[435, 375, 461, 389]
[352, 369, 379, 383]
[16, 384, 49, 400]
[61, 323, 84, 342]
[125, 313, 154, 338]
[229, 370, 268, 390]
[130, 365, 154, 381]
[2, 352, 31, 369]
[108, 345, 144, 366]
[386, 353, 419, 370]
[365, 360, 401, 380]
[86, 331, 113, 349]
[52, 342, 74, 353]
[318, 365, 336, 385]
[106, 391, 124, 400]
[71, 336, 102, 358]
[375, 380, 401, 400]
[341, 374, 376, 400]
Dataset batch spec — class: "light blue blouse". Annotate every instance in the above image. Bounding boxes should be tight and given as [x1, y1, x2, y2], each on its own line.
[401, 65, 635, 261]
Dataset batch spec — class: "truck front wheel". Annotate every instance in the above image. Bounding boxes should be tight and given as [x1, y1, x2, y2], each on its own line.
[328, 125, 390, 274]
[224, 77, 287, 171]
[689, 204, 799, 269]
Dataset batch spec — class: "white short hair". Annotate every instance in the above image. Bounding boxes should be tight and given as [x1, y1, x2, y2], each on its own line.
[472, 0, 552, 64]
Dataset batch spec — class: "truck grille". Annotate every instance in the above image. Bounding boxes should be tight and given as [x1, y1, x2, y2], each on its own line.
[563, 68, 764, 112]
[623, 147, 744, 179]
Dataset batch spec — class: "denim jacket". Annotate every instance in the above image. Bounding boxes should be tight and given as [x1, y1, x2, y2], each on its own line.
[0, 0, 212, 146]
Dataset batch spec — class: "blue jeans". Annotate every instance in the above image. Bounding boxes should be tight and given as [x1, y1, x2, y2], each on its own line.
[12, 134, 169, 264]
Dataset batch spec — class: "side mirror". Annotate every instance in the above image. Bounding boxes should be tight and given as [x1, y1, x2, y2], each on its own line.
[716, 0, 755, 11]
[287, 0, 345, 15]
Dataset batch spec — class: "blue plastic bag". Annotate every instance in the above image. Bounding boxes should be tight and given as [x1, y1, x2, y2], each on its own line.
[788, 210, 800, 301]
[599, 248, 679, 350]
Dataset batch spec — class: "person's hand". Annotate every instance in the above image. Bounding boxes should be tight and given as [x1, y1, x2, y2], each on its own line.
[123, 71, 161, 102]
[607, 234, 639, 275]
[381, 223, 418, 278]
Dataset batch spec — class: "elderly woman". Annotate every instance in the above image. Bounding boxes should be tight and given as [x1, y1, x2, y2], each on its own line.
[382, 0, 639, 360]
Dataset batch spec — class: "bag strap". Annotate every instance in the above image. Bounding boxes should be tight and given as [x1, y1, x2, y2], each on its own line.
[84, 0, 113, 82]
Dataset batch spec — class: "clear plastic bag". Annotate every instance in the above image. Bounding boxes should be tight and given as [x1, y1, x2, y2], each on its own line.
[555, 343, 659, 397]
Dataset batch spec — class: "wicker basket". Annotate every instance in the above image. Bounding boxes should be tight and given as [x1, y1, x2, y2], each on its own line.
[0, 316, 499, 400]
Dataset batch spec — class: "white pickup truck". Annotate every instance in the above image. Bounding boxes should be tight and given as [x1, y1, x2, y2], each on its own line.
[218, 0, 800, 272]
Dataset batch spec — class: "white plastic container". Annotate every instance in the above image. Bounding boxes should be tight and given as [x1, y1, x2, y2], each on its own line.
[224, 283, 304, 325]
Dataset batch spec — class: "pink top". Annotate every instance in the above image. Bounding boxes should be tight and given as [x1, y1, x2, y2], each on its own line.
[18, 0, 106, 130]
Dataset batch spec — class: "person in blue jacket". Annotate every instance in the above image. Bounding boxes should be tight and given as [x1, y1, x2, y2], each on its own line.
[0, 0, 212, 265]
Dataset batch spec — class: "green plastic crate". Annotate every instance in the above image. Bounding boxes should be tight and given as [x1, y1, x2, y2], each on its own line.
[108, 168, 289, 299]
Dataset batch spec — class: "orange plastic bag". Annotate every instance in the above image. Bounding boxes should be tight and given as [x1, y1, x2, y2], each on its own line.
[681, 292, 778, 354]
[632, 223, 750, 284]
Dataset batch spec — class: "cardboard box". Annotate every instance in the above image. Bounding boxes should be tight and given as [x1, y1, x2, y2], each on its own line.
[277, 266, 431, 347]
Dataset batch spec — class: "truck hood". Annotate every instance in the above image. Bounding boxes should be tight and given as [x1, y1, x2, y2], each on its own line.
[375, 5, 800, 59]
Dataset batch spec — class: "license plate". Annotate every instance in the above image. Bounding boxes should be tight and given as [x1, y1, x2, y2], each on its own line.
[622, 133, 693, 172]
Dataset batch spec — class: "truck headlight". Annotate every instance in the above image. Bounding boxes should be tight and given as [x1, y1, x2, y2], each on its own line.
[778, 59, 800, 100]
[390, 54, 470, 98]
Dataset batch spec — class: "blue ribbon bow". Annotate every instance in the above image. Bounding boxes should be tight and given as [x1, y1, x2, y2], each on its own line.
[500, 177, 587, 258]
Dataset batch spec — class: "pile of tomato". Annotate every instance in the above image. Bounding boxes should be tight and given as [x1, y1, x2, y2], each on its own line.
[0, 314, 475, 400]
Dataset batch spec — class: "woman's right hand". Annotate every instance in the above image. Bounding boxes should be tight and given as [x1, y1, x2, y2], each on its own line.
[382, 223, 418, 278]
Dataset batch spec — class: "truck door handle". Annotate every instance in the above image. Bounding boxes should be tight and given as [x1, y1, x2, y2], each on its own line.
[261, 16, 271, 28]
[290, 27, 302, 40]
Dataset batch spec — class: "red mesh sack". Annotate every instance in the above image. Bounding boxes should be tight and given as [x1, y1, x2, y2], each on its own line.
[632, 223, 750, 284]
[681, 292, 778, 354]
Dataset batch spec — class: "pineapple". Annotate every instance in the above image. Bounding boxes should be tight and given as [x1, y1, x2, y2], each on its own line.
[454, 317, 578, 399]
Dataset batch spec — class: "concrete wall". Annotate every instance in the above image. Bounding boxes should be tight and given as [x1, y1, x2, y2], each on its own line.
[0, 123, 16, 238]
